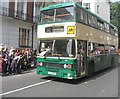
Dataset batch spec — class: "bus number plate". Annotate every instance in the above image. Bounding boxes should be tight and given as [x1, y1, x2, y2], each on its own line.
[48, 72, 56, 75]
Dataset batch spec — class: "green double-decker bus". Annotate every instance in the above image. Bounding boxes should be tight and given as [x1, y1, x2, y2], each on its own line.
[36, 2, 118, 79]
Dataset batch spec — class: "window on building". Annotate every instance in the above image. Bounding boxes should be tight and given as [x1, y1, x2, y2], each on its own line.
[0, 2, 9, 16]
[34, 5, 40, 23]
[83, 3, 90, 10]
[16, 1, 25, 19]
[19, 28, 31, 47]
[97, 5, 99, 14]
[76, 1, 82, 5]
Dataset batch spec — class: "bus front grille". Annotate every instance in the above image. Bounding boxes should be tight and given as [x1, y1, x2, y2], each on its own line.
[43, 62, 63, 68]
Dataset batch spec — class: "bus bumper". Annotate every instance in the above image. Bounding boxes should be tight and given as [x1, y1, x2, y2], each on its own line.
[36, 66, 76, 79]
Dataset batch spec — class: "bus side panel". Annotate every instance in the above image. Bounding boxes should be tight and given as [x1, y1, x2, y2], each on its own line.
[94, 55, 106, 72]
[88, 54, 118, 73]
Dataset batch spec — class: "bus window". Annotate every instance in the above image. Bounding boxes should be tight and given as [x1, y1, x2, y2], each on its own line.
[88, 14, 96, 27]
[115, 29, 118, 36]
[110, 45, 115, 53]
[53, 39, 76, 57]
[88, 42, 98, 55]
[88, 14, 92, 26]
[104, 45, 109, 53]
[83, 11, 88, 24]
[45, 26, 64, 33]
[110, 26, 114, 35]
[97, 44, 105, 54]
[97, 19, 105, 31]
[56, 6, 75, 21]
[104, 45, 116, 54]
[38, 40, 53, 56]
[40, 6, 75, 24]
[106, 24, 110, 33]
[76, 7, 83, 22]
[41, 9, 54, 23]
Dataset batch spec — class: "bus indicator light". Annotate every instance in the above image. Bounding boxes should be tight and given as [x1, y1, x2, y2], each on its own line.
[63, 64, 67, 68]
[67, 64, 72, 69]
[63, 64, 72, 69]
[39, 62, 43, 66]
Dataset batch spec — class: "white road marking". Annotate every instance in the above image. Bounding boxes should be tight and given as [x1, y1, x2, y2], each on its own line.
[0, 80, 52, 96]
[12, 75, 21, 77]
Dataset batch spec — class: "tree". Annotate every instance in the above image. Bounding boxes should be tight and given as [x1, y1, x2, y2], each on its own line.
[110, 2, 120, 48]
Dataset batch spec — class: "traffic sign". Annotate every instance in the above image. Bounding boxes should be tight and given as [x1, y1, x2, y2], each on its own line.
[67, 26, 75, 34]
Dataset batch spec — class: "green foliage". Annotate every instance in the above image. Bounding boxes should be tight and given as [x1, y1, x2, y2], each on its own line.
[110, 2, 120, 48]
[110, 3, 118, 26]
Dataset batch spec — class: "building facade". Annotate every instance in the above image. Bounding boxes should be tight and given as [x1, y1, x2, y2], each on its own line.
[0, 0, 38, 49]
[0, 0, 111, 49]
[82, 0, 110, 22]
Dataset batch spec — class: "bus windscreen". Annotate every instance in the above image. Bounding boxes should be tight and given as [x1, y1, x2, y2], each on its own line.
[38, 39, 76, 58]
[53, 39, 76, 57]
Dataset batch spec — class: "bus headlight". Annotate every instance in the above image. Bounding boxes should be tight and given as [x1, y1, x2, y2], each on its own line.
[37, 62, 43, 66]
[63, 64, 67, 68]
[63, 64, 72, 69]
[39, 62, 43, 66]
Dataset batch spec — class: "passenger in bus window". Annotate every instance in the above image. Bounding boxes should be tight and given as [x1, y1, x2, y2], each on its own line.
[95, 48, 101, 54]
[90, 50, 96, 55]
[100, 49, 105, 54]
[110, 46, 115, 53]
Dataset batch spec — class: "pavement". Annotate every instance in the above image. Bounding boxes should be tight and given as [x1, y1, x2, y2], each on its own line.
[0, 67, 36, 77]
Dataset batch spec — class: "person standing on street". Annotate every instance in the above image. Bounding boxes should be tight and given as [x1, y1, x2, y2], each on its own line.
[10, 50, 21, 75]
[2, 46, 7, 76]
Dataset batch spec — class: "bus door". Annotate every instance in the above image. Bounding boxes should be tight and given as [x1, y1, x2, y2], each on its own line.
[77, 41, 87, 77]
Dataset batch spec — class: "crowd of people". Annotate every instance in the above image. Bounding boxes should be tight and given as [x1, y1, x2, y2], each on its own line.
[0, 44, 37, 76]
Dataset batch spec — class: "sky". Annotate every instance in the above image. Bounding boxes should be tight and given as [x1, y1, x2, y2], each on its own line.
[111, 0, 120, 2]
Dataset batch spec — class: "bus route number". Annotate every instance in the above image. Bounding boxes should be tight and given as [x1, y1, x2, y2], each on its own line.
[67, 26, 75, 34]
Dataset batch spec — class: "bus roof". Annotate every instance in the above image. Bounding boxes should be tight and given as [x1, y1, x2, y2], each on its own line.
[40, 2, 75, 11]
[40, 2, 117, 29]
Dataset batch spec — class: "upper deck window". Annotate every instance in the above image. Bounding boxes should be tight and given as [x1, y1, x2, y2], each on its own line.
[110, 26, 115, 35]
[40, 6, 75, 24]
[41, 9, 54, 23]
